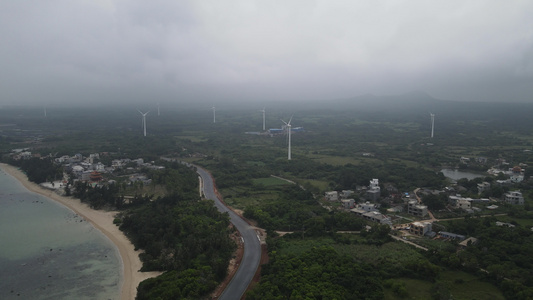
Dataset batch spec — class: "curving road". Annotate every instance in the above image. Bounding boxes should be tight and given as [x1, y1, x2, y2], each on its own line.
[194, 165, 261, 300]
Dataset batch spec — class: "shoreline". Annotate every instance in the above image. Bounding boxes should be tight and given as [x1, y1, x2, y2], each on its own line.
[0, 163, 161, 300]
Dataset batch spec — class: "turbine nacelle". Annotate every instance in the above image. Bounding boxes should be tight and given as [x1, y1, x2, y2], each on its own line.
[281, 115, 293, 127]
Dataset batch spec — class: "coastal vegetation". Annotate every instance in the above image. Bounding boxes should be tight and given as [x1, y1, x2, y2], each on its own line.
[126, 195, 236, 299]
[8, 156, 237, 299]
[9, 157, 62, 183]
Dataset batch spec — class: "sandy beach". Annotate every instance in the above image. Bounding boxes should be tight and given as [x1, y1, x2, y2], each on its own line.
[0, 163, 161, 300]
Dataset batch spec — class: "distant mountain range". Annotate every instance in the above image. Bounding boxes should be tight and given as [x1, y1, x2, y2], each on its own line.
[323, 90, 533, 116]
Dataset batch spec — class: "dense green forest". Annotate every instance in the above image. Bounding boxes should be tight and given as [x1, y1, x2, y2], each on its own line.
[247, 245, 385, 299]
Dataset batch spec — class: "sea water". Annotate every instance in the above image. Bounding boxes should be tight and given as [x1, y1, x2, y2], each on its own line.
[0, 168, 121, 300]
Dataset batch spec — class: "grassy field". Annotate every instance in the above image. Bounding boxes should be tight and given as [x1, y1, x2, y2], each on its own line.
[494, 215, 533, 227]
[253, 176, 293, 187]
[383, 273, 505, 300]
[307, 154, 384, 166]
[439, 270, 505, 300]
[220, 181, 287, 209]
[300, 179, 329, 190]
[174, 135, 208, 143]
[245, 160, 266, 167]
[276, 236, 427, 268]
[383, 278, 433, 300]
[307, 154, 364, 166]
[387, 158, 426, 169]
[333, 240, 427, 267]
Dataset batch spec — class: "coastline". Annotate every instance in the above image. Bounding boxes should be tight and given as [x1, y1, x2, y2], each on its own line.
[0, 163, 161, 300]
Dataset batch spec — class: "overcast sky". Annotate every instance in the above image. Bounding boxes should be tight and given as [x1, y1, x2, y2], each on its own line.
[1, 0, 532, 105]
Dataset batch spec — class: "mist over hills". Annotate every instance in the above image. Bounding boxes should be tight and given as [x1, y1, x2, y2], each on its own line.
[2, 91, 532, 131]
[332, 91, 532, 117]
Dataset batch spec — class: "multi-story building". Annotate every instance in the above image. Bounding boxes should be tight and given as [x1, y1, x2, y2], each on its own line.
[409, 221, 432, 236]
[341, 199, 355, 209]
[504, 191, 524, 205]
[340, 190, 354, 199]
[407, 200, 428, 217]
[366, 179, 381, 201]
[362, 211, 391, 225]
[456, 199, 471, 210]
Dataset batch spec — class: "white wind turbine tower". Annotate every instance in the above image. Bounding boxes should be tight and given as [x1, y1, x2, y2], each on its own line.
[430, 112, 435, 138]
[138, 110, 149, 137]
[157, 102, 160, 116]
[281, 116, 293, 160]
[44, 107, 47, 118]
[211, 106, 216, 123]
[260, 107, 266, 131]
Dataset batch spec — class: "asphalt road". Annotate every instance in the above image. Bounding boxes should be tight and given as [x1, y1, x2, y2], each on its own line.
[195, 166, 261, 300]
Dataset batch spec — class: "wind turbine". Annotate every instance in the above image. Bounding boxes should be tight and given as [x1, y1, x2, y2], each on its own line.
[430, 112, 435, 138]
[157, 102, 160, 116]
[281, 116, 293, 160]
[138, 110, 149, 137]
[259, 107, 266, 131]
[211, 106, 216, 123]
[44, 106, 47, 118]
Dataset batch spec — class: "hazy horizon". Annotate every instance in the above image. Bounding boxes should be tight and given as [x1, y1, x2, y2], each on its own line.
[2, 1, 533, 106]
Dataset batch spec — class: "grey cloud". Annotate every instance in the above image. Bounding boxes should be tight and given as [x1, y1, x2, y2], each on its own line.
[1, 0, 533, 105]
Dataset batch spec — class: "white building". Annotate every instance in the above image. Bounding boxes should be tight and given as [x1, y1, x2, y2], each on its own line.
[324, 191, 339, 202]
[366, 179, 381, 201]
[456, 199, 472, 210]
[369, 179, 380, 190]
[94, 162, 105, 171]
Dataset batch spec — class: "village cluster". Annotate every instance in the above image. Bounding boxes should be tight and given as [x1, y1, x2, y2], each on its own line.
[11, 147, 529, 247]
[324, 161, 527, 247]
[10, 148, 164, 190]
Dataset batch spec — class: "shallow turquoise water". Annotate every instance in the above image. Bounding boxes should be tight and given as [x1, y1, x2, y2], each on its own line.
[0, 168, 121, 300]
